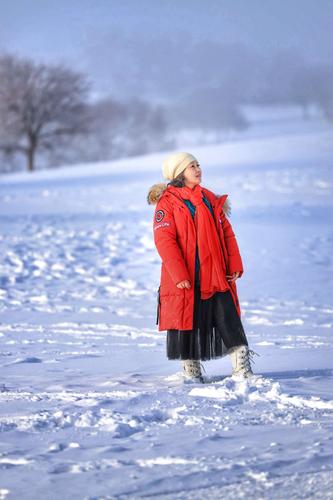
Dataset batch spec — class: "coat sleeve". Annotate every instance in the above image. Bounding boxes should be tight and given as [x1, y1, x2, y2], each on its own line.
[153, 199, 191, 286]
[220, 208, 244, 277]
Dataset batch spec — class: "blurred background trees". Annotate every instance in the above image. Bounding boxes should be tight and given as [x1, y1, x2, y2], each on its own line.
[0, 54, 175, 172]
[0, 46, 332, 173]
[0, 54, 91, 172]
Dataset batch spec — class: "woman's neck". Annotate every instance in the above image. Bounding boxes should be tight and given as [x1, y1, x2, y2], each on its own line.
[184, 183, 197, 190]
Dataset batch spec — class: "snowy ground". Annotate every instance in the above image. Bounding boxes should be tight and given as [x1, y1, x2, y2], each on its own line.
[0, 114, 333, 499]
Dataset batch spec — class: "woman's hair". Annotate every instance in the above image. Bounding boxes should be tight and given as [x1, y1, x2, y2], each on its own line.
[167, 170, 186, 188]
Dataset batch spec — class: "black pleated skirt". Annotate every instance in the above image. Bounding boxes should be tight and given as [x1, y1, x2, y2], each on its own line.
[166, 281, 249, 361]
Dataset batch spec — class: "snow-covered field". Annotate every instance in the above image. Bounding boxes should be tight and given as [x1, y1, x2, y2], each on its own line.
[0, 114, 333, 499]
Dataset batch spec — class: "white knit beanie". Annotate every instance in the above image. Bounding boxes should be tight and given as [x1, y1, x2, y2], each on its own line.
[162, 152, 198, 180]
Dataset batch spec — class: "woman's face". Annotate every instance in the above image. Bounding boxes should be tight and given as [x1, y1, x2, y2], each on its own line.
[183, 161, 202, 187]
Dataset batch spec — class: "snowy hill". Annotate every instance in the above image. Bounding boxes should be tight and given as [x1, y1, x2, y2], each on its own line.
[0, 115, 333, 498]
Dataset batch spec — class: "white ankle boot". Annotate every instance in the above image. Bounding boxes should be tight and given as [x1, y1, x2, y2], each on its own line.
[229, 345, 259, 378]
[181, 359, 205, 383]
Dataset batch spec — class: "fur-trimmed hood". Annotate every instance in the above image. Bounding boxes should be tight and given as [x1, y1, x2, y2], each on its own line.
[147, 182, 169, 206]
[147, 182, 231, 217]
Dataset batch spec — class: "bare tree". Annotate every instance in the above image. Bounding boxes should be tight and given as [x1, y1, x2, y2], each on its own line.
[0, 53, 91, 172]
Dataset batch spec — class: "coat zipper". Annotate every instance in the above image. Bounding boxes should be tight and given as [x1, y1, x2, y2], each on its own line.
[156, 285, 161, 325]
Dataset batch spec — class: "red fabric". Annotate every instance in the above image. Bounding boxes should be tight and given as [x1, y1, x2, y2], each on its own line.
[175, 184, 229, 299]
[153, 185, 244, 331]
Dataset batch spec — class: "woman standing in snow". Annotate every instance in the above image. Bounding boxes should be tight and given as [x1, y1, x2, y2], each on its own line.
[147, 152, 258, 383]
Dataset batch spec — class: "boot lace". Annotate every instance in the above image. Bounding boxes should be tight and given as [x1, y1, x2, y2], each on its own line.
[182, 359, 206, 382]
[238, 348, 260, 376]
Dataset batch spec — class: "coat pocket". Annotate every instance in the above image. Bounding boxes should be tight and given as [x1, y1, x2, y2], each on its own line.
[158, 290, 186, 330]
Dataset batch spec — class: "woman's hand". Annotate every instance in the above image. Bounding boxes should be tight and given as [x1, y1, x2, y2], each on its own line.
[177, 273, 240, 288]
[226, 271, 240, 283]
[176, 279, 191, 289]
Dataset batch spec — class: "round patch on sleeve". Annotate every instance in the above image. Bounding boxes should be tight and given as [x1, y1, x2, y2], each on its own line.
[155, 210, 165, 223]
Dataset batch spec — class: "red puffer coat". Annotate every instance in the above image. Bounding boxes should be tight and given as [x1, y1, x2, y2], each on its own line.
[148, 183, 244, 331]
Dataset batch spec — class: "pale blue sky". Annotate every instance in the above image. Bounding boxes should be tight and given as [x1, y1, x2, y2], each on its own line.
[1, 0, 332, 100]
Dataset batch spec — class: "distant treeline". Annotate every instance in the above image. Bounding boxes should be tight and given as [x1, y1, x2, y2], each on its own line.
[0, 51, 332, 173]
